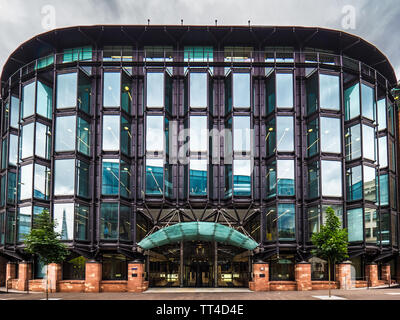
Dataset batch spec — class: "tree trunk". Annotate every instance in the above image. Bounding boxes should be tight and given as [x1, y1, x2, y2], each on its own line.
[328, 258, 331, 298]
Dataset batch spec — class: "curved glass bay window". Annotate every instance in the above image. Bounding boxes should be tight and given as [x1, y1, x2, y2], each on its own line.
[146, 71, 165, 108]
[345, 124, 361, 161]
[57, 71, 91, 113]
[53, 203, 89, 241]
[308, 205, 343, 239]
[361, 83, 375, 121]
[321, 160, 342, 197]
[265, 203, 296, 241]
[54, 159, 89, 198]
[17, 206, 46, 242]
[345, 82, 360, 120]
[102, 159, 131, 198]
[100, 203, 131, 241]
[102, 115, 130, 155]
[267, 160, 295, 197]
[362, 124, 376, 161]
[22, 79, 52, 120]
[189, 72, 208, 109]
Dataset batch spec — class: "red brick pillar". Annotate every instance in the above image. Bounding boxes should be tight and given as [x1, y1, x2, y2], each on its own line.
[17, 261, 32, 291]
[249, 262, 269, 291]
[6, 262, 17, 281]
[127, 261, 147, 293]
[335, 262, 352, 290]
[381, 263, 391, 284]
[396, 257, 400, 283]
[365, 263, 379, 287]
[295, 262, 312, 291]
[85, 260, 102, 293]
[47, 263, 62, 293]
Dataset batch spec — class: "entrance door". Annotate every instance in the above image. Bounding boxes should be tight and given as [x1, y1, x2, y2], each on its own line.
[183, 241, 214, 287]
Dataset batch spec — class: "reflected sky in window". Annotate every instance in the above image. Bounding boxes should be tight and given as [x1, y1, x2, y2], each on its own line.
[321, 160, 342, 197]
[276, 116, 293, 152]
[103, 115, 120, 151]
[147, 72, 164, 108]
[146, 116, 164, 152]
[276, 73, 293, 109]
[320, 117, 341, 153]
[233, 73, 250, 108]
[190, 73, 207, 108]
[190, 116, 208, 152]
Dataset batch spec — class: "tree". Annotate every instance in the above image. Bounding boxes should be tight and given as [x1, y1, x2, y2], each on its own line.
[311, 206, 348, 297]
[24, 209, 69, 300]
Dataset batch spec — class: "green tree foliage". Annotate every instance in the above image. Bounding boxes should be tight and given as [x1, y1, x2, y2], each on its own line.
[311, 206, 348, 296]
[24, 209, 69, 265]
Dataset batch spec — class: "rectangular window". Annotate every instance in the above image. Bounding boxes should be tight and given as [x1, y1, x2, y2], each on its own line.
[379, 136, 388, 168]
[54, 203, 74, 240]
[364, 208, 377, 244]
[379, 211, 390, 245]
[233, 116, 251, 153]
[347, 208, 363, 242]
[103, 72, 121, 108]
[121, 74, 132, 114]
[120, 160, 131, 199]
[35, 123, 51, 159]
[277, 203, 295, 240]
[344, 83, 360, 121]
[190, 73, 207, 108]
[100, 203, 118, 240]
[54, 159, 75, 196]
[19, 164, 33, 201]
[77, 160, 90, 199]
[146, 159, 163, 195]
[0, 212, 4, 245]
[34, 164, 50, 200]
[56, 73, 78, 109]
[277, 159, 295, 196]
[55, 116, 76, 152]
[361, 83, 375, 121]
[8, 134, 18, 166]
[224, 164, 232, 198]
[265, 206, 277, 242]
[321, 205, 343, 226]
[22, 82, 35, 119]
[78, 72, 91, 113]
[307, 119, 318, 157]
[146, 72, 164, 108]
[146, 116, 164, 153]
[276, 116, 294, 152]
[266, 118, 276, 156]
[18, 206, 32, 241]
[308, 206, 320, 238]
[103, 46, 133, 62]
[320, 74, 340, 110]
[7, 172, 16, 204]
[102, 159, 119, 195]
[20, 122, 34, 159]
[233, 159, 251, 196]
[190, 116, 208, 153]
[377, 98, 387, 131]
[0, 175, 5, 207]
[390, 175, 397, 209]
[184, 46, 213, 62]
[119, 205, 131, 241]
[320, 117, 341, 153]
[266, 161, 276, 198]
[379, 174, 389, 206]
[276, 73, 293, 109]
[306, 73, 318, 115]
[190, 159, 207, 196]
[121, 116, 131, 156]
[363, 166, 376, 202]
[36, 81, 52, 119]
[233, 73, 250, 109]
[321, 160, 342, 197]
[2, 101, 9, 134]
[345, 124, 361, 161]
[10, 96, 20, 128]
[75, 204, 89, 241]
[362, 124, 375, 161]
[77, 117, 90, 156]
[346, 165, 362, 201]
[1, 139, 7, 170]
[63, 46, 92, 63]
[103, 115, 120, 151]
[6, 212, 15, 244]
[307, 162, 319, 199]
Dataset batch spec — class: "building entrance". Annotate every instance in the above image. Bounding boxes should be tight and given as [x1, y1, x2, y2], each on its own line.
[147, 241, 251, 288]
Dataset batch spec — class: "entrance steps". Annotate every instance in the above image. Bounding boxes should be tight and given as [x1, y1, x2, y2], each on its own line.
[144, 287, 252, 293]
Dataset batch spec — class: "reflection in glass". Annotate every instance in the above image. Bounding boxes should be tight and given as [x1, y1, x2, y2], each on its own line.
[19, 164, 33, 200]
[306, 73, 318, 114]
[36, 81, 52, 119]
[120, 160, 131, 199]
[233, 73, 250, 108]
[276, 116, 293, 152]
[378, 136, 387, 168]
[364, 208, 377, 244]
[147, 72, 164, 108]
[78, 72, 91, 113]
[361, 83, 375, 121]
[276, 73, 293, 109]
[54, 159, 75, 196]
[21, 123, 34, 159]
[266, 161, 276, 198]
[233, 160, 251, 196]
[10, 96, 20, 128]
[307, 162, 319, 199]
[346, 166, 362, 201]
[102, 159, 119, 195]
[190, 159, 207, 196]
[103, 72, 121, 107]
[121, 75, 132, 114]
[35, 123, 51, 159]
[308, 206, 320, 238]
[363, 166, 376, 202]
[345, 124, 361, 161]
[377, 99, 387, 131]
[34, 164, 50, 200]
[22, 82, 35, 118]
[7, 172, 16, 204]
[77, 117, 90, 156]
[57, 73, 77, 109]
[390, 175, 397, 209]
[347, 208, 363, 242]
[233, 116, 251, 153]
[278, 203, 295, 240]
[320, 117, 341, 153]
[77, 160, 90, 198]
[18, 206, 32, 241]
[1, 139, 7, 170]
[266, 118, 276, 156]
[56, 116, 76, 151]
[75, 204, 89, 241]
[307, 119, 318, 157]
[362, 124, 375, 161]
[101, 203, 118, 240]
[277, 160, 294, 196]
[320, 74, 340, 110]
[121, 116, 131, 156]
[321, 205, 343, 226]
[103, 115, 120, 151]
[54, 203, 74, 240]
[379, 174, 389, 206]
[146, 116, 164, 153]
[146, 159, 163, 195]
[321, 160, 342, 197]
[379, 211, 390, 245]
[265, 206, 277, 241]
[190, 73, 207, 108]
[344, 83, 360, 120]
[190, 116, 208, 152]
[120, 205, 131, 241]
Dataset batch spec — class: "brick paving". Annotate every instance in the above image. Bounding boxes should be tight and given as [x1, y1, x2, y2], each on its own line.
[1, 285, 400, 300]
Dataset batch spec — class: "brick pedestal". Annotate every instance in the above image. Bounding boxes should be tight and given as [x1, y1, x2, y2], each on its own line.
[47, 263, 62, 293]
[365, 263, 379, 287]
[17, 261, 32, 291]
[335, 262, 352, 290]
[85, 260, 102, 293]
[249, 263, 269, 291]
[6, 262, 17, 281]
[295, 262, 312, 291]
[381, 263, 391, 284]
[127, 261, 147, 293]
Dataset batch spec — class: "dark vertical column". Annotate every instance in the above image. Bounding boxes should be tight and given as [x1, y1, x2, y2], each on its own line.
[214, 241, 218, 288]
[180, 241, 184, 287]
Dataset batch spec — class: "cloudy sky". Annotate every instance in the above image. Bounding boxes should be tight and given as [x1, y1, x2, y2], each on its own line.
[0, 0, 399, 80]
